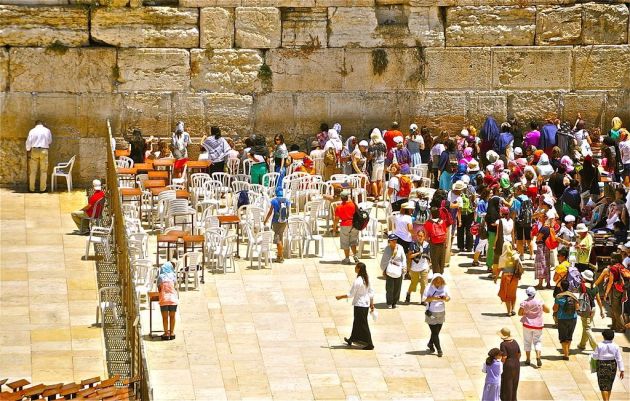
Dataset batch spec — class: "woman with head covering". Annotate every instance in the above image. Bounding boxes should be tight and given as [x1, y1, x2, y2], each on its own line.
[485, 194, 502, 272]
[536, 153, 554, 180]
[123, 128, 149, 164]
[158, 261, 179, 340]
[532, 149, 544, 165]
[610, 116, 623, 140]
[352, 140, 368, 174]
[518, 287, 550, 367]
[336, 262, 375, 350]
[580, 155, 601, 203]
[493, 160, 505, 179]
[498, 327, 521, 401]
[368, 129, 387, 200]
[460, 147, 474, 164]
[420, 126, 433, 164]
[422, 273, 450, 358]
[451, 162, 468, 184]
[497, 242, 521, 316]
[560, 155, 574, 175]
[406, 123, 424, 167]
[533, 204, 553, 289]
[340, 136, 357, 174]
[203, 126, 232, 174]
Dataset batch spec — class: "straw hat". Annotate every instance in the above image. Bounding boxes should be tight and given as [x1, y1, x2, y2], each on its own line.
[581, 270, 594, 282]
[575, 223, 588, 233]
[498, 327, 512, 340]
[452, 181, 467, 191]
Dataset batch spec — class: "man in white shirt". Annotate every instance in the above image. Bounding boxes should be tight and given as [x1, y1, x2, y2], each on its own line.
[25, 120, 53, 192]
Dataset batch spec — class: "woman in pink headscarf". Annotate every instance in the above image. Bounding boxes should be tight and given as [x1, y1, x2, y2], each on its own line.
[493, 160, 505, 179]
[460, 147, 474, 164]
[560, 156, 574, 177]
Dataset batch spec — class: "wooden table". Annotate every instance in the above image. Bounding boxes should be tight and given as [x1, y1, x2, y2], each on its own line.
[7, 379, 30, 392]
[156, 230, 188, 265]
[143, 179, 167, 189]
[116, 167, 137, 175]
[134, 163, 154, 173]
[217, 215, 241, 258]
[148, 170, 169, 180]
[115, 149, 130, 158]
[120, 188, 142, 219]
[187, 160, 210, 172]
[149, 187, 190, 199]
[148, 292, 163, 338]
[153, 158, 175, 183]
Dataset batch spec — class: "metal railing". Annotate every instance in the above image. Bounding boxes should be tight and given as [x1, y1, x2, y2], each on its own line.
[98, 120, 151, 400]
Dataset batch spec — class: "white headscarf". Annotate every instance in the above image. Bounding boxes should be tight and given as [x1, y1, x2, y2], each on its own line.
[324, 129, 342, 151]
[370, 128, 385, 145]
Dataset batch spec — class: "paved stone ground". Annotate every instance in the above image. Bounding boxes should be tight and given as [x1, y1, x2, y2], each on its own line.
[0, 189, 106, 384]
[140, 209, 630, 401]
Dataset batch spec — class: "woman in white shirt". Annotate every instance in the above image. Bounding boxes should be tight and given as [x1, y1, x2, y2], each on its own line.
[592, 329, 625, 401]
[422, 273, 450, 357]
[499, 206, 515, 244]
[380, 234, 407, 309]
[336, 262, 375, 350]
[394, 203, 416, 268]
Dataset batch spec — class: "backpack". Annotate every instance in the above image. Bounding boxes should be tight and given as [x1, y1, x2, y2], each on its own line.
[578, 285, 593, 316]
[352, 205, 370, 231]
[237, 190, 250, 209]
[562, 295, 577, 316]
[566, 266, 583, 292]
[324, 147, 337, 166]
[277, 198, 289, 223]
[428, 220, 447, 244]
[461, 192, 474, 215]
[439, 200, 454, 227]
[514, 258, 525, 279]
[397, 175, 412, 198]
[515, 197, 533, 226]
[413, 199, 430, 224]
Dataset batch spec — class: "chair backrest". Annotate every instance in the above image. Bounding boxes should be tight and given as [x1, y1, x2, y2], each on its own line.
[131, 259, 152, 283]
[157, 189, 177, 203]
[136, 174, 149, 189]
[233, 173, 251, 183]
[119, 156, 134, 167]
[212, 172, 232, 187]
[115, 159, 131, 169]
[167, 199, 191, 215]
[88, 196, 106, 220]
[218, 234, 236, 256]
[420, 177, 431, 188]
[312, 154, 325, 176]
[250, 184, 266, 195]
[242, 159, 252, 175]
[226, 158, 240, 175]
[184, 251, 202, 268]
[330, 174, 348, 182]
[259, 230, 273, 251]
[262, 172, 280, 188]
[202, 215, 220, 231]
[231, 180, 251, 193]
[99, 286, 119, 304]
[63, 155, 77, 173]
[287, 218, 305, 237]
[190, 173, 211, 189]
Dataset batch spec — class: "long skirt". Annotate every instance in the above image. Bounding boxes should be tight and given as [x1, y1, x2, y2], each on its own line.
[482, 383, 501, 401]
[534, 243, 551, 281]
[349, 306, 373, 346]
[498, 274, 518, 303]
[596, 360, 617, 391]
[486, 231, 497, 269]
[411, 153, 421, 167]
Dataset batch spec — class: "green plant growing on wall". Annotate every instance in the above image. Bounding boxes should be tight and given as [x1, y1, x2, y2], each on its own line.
[112, 65, 121, 84]
[408, 45, 429, 86]
[258, 62, 273, 93]
[371, 49, 388, 76]
[46, 41, 69, 55]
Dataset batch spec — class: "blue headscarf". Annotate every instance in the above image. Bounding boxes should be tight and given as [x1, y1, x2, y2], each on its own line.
[158, 261, 176, 285]
[481, 116, 500, 143]
[451, 162, 468, 183]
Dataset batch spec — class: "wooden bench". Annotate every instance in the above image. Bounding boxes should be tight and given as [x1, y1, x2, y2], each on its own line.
[80, 377, 100, 389]
[7, 379, 29, 392]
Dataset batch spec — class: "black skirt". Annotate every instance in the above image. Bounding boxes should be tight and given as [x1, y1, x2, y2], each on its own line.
[597, 360, 617, 391]
[349, 306, 373, 346]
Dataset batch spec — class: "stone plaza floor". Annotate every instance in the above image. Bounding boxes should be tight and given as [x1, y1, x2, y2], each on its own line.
[139, 209, 630, 400]
[0, 189, 106, 384]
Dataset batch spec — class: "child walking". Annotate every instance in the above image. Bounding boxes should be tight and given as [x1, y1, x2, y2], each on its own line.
[482, 348, 503, 401]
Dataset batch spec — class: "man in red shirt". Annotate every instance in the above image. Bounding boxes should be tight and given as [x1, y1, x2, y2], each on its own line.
[71, 179, 105, 234]
[383, 121, 404, 152]
[335, 190, 359, 264]
[423, 207, 447, 274]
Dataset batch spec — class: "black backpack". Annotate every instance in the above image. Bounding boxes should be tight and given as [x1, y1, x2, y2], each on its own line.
[352, 205, 370, 231]
[562, 295, 577, 316]
[516, 197, 533, 226]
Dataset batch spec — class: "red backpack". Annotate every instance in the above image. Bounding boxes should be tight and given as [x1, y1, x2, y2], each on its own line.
[439, 200, 454, 227]
[427, 220, 447, 244]
[397, 175, 412, 198]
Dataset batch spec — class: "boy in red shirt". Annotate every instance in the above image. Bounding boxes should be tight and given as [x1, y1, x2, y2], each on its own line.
[335, 190, 359, 264]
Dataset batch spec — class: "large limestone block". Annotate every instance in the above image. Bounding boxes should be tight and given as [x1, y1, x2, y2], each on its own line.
[603, 91, 630, 130]
[507, 91, 561, 122]
[0, 0, 67, 4]
[535, 5, 582, 45]
[79, 94, 123, 138]
[0, 6, 89, 47]
[172, 94, 206, 137]
[204, 93, 253, 135]
[573, 46, 630, 89]
[342, 48, 429, 91]
[407, 6, 445, 47]
[0, 48, 7, 91]
[0, 138, 27, 186]
[445, 6, 536, 46]
[294, 93, 328, 136]
[117, 49, 190, 92]
[122, 93, 172, 136]
[91, 7, 199, 48]
[191, 49, 263, 93]
[179, 0, 241, 6]
[33, 94, 86, 138]
[424, 48, 491, 90]
[492, 47, 572, 90]
[561, 92, 605, 127]
[0, 92, 35, 140]
[408, 92, 467, 132]
[9, 48, 116, 93]
[328, 7, 380, 47]
[410, 0, 574, 5]
[253, 92, 295, 136]
[281, 7, 328, 48]
[466, 94, 508, 127]
[316, 1, 375, 5]
[266, 48, 344, 91]
[77, 137, 107, 184]
[235, 7, 281, 49]
[242, 0, 314, 5]
[200, 7, 234, 48]
[582, 4, 629, 45]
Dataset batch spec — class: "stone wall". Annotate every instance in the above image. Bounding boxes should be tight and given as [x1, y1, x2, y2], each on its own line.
[1, 1, 629, 186]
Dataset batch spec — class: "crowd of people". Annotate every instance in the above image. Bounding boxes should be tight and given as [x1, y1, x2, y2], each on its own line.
[108, 114, 630, 400]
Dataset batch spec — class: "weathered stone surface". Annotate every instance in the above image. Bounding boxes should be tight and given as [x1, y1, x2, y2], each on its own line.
[235, 7, 281, 49]
[446, 6, 536, 46]
[117, 48, 190, 92]
[121, 93, 172, 136]
[424, 48, 492, 90]
[0, 0, 67, 4]
[0, 138, 28, 186]
[78, 137, 107, 183]
[0, 48, 7, 92]
[560, 92, 606, 128]
[507, 91, 561, 122]
[603, 91, 630, 130]
[0, 93, 34, 140]
[316, 0, 375, 5]
[573, 46, 630, 90]
[342, 48, 429, 91]
[172, 94, 206, 137]
[0, 5, 89, 47]
[535, 5, 582, 45]
[266, 48, 344, 91]
[466, 94, 508, 127]
[242, 0, 314, 5]
[410, 0, 574, 5]
[582, 4, 629, 45]
[408, 92, 468, 132]
[407, 6, 445, 47]
[9, 48, 116, 93]
[294, 92, 327, 136]
[328, 7, 380, 47]
[79, 94, 123, 138]
[281, 7, 328, 48]
[33, 94, 85, 138]
[200, 7, 234, 48]
[492, 47, 572, 89]
[179, 0, 241, 6]
[91, 7, 199, 48]
[191, 49, 263, 93]
[204, 94, 253, 135]
[253, 92, 295, 136]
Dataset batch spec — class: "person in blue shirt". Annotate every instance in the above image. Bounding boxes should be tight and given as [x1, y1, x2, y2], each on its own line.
[493, 123, 514, 156]
[540, 119, 558, 155]
[264, 188, 291, 263]
[553, 280, 579, 360]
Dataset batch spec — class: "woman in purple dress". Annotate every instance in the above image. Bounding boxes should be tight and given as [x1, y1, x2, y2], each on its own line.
[482, 348, 503, 401]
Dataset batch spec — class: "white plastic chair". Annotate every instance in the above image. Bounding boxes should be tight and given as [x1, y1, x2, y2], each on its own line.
[284, 217, 306, 259]
[215, 234, 236, 274]
[330, 174, 349, 183]
[51, 155, 76, 192]
[262, 172, 280, 188]
[302, 220, 324, 257]
[85, 221, 113, 259]
[233, 174, 251, 183]
[212, 172, 232, 195]
[242, 159, 252, 175]
[118, 156, 134, 167]
[231, 180, 251, 194]
[226, 158, 240, 175]
[95, 286, 119, 326]
[176, 252, 203, 291]
[250, 230, 273, 269]
[358, 219, 379, 258]
[166, 199, 196, 232]
[171, 164, 187, 187]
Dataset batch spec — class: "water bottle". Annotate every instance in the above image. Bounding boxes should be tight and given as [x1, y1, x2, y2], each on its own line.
[370, 309, 378, 321]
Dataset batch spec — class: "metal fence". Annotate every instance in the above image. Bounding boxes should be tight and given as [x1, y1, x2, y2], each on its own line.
[93, 123, 150, 400]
